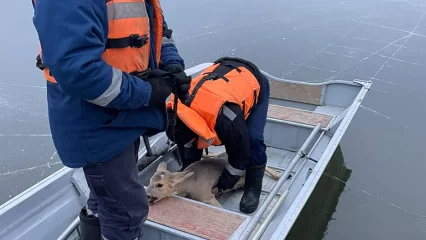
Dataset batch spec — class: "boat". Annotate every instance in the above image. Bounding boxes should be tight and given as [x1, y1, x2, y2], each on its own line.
[0, 61, 371, 240]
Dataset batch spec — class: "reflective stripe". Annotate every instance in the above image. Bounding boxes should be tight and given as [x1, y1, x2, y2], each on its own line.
[107, 2, 148, 21]
[86, 208, 99, 218]
[162, 36, 175, 46]
[87, 68, 122, 107]
[200, 136, 214, 145]
[225, 162, 245, 176]
[222, 105, 237, 121]
[184, 137, 196, 148]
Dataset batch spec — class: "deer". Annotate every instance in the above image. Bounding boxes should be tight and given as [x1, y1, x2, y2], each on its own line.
[145, 152, 281, 208]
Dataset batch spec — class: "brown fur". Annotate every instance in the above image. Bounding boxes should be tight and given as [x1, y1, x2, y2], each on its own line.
[146, 152, 280, 208]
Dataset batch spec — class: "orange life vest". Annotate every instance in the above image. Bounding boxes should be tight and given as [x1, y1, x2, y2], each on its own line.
[34, 0, 164, 83]
[167, 57, 261, 149]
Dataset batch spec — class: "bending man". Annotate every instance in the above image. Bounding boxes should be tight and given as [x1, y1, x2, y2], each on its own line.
[31, 0, 187, 239]
[166, 56, 270, 213]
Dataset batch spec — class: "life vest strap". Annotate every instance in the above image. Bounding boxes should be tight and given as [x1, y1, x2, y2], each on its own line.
[106, 34, 149, 49]
[186, 62, 240, 107]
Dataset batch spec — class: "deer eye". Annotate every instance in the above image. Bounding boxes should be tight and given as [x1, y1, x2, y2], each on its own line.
[156, 184, 163, 188]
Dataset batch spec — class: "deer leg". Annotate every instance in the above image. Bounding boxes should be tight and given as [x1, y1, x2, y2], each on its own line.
[265, 166, 280, 181]
[202, 195, 223, 208]
[232, 176, 246, 190]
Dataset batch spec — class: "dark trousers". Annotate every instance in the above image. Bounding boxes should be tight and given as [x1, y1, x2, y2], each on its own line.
[83, 138, 148, 240]
[246, 74, 270, 166]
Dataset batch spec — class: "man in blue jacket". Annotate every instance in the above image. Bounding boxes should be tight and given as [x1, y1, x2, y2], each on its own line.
[32, 0, 187, 239]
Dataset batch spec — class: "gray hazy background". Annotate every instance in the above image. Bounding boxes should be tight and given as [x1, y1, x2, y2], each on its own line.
[1, 0, 426, 239]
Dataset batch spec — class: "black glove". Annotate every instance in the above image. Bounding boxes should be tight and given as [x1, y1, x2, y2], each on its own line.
[165, 64, 184, 74]
[132, 69, 175, 108]
[165, 64, 191, 103]
[216, 168, 242, 192]
[174, 72, 191, 103]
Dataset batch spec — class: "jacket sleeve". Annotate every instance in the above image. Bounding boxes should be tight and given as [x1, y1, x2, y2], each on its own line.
[215, 103, 252, 176]
[160, 13, 185, 69]
[32, 0, 152, 110]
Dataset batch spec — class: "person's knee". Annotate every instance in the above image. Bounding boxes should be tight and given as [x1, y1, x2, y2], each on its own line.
[249, 128, 264, 145]
[99, 200, 148, 239]
[249, 136, 267, 165]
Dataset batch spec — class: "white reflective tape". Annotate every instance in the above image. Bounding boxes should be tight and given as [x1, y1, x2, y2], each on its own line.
[107, 2, 148, 20]
[88, 68, 122, 107]
[200, 136, 214, 145]
[225, 162, 245, 176]
[184, 137, 196, 148]
[86, 207, 99, 218]
[222, 105, 237, 121]
[162, 36, 175, 45]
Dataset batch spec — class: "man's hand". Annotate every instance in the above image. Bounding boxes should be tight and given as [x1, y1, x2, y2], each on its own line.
[216, 168, 242, 192]
[165, 64, 191, 103]
[175, 73, 191, 102]
[165, 64, 184, 74]
[132, 69, 175, 108]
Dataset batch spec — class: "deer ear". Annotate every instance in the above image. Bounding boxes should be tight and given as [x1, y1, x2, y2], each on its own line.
[157, 162, 167, 171]
[170, 171, 194, 185]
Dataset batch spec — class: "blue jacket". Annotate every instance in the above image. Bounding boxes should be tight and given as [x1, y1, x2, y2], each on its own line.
[32, 0, 185, 168]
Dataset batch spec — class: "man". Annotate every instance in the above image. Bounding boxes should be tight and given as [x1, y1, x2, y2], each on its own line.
[165, 56, 270, 214]
[31, 0, 188, 239]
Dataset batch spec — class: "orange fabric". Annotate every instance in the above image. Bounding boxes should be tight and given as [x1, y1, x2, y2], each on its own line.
[151, 0, 164, 64]
[37, 0, 163, 83]
[168, 61, 261, 149]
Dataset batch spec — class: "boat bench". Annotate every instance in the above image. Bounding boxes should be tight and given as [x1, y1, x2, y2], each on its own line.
[267, 104, 332, 128]
[266, 79, 332, 128]
[147, 195, 248, 240]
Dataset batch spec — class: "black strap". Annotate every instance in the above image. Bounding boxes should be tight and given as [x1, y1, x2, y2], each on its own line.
[186, 61, 242, 107]
[215, 57, 264, 85]
[185, 73, 212, 107]
[106, 34, 149, 49]
[163, 28, 173, 39]
[36, 54, 46, 71]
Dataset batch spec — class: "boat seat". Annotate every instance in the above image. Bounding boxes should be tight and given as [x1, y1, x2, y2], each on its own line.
[269, 79, 324, 105]
[147, 195, 247, 240]
[267, 104, 332, 128]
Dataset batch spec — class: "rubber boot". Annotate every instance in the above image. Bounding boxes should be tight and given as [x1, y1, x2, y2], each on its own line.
[239, 162, 266, 213]
[78, 207, 102, 240]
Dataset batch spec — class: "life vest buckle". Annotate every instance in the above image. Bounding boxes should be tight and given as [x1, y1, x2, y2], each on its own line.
[129, 34, 149, 48]
[35, 54, 46, 71]
[163, 27, 173, 39]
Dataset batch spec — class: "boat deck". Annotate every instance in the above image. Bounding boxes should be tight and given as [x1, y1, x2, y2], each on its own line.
[209, 146, 300, 221]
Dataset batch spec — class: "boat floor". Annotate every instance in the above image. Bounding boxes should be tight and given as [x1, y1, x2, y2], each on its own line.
[206, 146, 300, 220]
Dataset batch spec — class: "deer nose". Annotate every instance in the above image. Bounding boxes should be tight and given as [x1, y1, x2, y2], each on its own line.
[147, 195, 158, 204]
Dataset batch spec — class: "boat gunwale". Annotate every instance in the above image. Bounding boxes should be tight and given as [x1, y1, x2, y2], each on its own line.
[0, 166, 74, 214]
[188, 62, 372, 88]
[269, 79, 371, 240]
